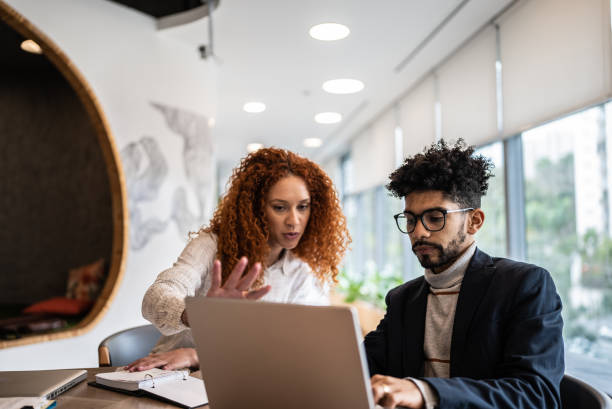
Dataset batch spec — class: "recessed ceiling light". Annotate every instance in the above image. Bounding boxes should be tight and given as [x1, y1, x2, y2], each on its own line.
[243, 102, 266, 113]
[309, 23, 350, 41]
[207, 117, 216, 128]
[247, 143, 263, 153]
[314, 112, 342, 124]
[322, 78, 364, 94]
[20, 39, 42, 54]
[303, 138, 323, 148]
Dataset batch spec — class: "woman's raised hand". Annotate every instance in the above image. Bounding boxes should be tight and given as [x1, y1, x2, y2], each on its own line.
[206, 257, 271, 300]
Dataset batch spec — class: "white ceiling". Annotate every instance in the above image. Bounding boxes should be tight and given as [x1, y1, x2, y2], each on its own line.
[161, 0, 514, 170]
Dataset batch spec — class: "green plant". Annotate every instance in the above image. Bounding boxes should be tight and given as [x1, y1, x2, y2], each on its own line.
[337, 266, 404, 309]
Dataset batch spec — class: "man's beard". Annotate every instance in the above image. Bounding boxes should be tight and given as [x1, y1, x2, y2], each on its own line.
[412, 229, 467, 272]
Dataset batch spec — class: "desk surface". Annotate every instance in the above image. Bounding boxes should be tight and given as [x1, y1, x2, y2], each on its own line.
[56, 367, 209, 409]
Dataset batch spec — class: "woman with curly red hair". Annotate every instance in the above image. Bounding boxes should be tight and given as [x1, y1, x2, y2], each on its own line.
[127, 147, 350, 371]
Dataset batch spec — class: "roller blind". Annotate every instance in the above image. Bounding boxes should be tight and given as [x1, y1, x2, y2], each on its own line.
[500, 0, 612, 137]
[349, 110, 396, 193]
[438, 25, 498, 147]
[399, 75, 437, 156]
[321, 156, 341, 191]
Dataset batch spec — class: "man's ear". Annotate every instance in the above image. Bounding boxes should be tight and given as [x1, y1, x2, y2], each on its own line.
[467, 208, 485, 234]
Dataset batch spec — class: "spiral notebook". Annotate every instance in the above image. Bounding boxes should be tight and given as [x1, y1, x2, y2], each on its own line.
[89, 368, 207, 409]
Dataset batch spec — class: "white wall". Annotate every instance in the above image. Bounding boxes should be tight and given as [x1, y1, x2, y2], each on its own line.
[0, 0, 217, 370]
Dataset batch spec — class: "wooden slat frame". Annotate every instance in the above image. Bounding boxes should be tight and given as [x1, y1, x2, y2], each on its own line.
[0, 0, 128, 349]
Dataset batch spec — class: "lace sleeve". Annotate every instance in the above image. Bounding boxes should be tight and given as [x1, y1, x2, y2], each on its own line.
[142, 233, 217, 335]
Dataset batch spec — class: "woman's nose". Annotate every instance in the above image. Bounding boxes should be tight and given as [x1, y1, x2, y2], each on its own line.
[286, 209, 299, 226]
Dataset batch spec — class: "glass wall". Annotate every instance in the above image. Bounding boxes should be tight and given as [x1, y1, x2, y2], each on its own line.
[340, 187, 408, 308]
[339, 143, 505, 307]
[522, 105, 612, 393]
[475, 142, 507, 257]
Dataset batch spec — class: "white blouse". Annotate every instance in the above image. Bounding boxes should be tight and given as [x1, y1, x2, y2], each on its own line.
[142, 232, 329, 353]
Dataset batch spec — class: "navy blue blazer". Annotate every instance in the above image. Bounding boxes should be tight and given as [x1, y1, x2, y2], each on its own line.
[364, 248, 564, 409]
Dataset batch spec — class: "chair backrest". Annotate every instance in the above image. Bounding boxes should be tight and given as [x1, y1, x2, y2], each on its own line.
[98, 324, 161, 367]
[561, 374, 612, 409]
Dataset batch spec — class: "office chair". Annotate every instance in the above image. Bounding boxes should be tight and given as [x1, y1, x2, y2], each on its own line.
[98, 324, 162, 367]
[561, 374, 612, 409]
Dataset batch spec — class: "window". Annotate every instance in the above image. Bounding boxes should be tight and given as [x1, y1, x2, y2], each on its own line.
[342, 193, 360, 280]
[341, 187, 405, 308]
[475, 142, 507, 257]
[522, 105, 612, 393]
[340, 142, 509, 307]
[339, 104, 612, 394]
[382, 190, 417, 281]
[359, 189, 377, 279]
[339, 153, 353, 201]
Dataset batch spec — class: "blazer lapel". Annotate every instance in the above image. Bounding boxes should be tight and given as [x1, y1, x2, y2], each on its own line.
[402, 278, 429, 377]
[450, 248, 495, 376]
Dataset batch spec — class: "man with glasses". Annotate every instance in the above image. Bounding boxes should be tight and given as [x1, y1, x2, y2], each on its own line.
[365, 140, 564, 409]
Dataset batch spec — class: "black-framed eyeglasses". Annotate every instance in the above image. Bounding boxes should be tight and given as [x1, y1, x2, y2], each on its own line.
[393, 207, 474, 234]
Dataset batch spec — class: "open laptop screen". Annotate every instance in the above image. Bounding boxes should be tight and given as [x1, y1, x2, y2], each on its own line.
[186, 297, 375, 409]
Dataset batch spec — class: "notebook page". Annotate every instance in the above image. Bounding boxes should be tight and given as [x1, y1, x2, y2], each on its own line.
[140, 376, 208, 408]
[96, 368, 188, 391]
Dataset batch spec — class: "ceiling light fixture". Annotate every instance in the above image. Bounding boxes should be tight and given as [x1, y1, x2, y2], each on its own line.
[322, 78, 364, 94]
[309, 23, 350, 41]
[20, 39, 42, 54]
[243, 102, 266, 113]
[303, 138, 323, 148]
[314, 112, 342, 124]
[247, 143, 263, 153]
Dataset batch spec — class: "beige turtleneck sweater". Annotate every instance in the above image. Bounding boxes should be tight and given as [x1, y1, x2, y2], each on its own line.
[409, 242, 477, 409]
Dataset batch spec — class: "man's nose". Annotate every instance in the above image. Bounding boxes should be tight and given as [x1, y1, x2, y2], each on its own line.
[411, 217, 430, 238]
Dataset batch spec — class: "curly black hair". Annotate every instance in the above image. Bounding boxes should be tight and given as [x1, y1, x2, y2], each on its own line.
[386, 139, 494, 208]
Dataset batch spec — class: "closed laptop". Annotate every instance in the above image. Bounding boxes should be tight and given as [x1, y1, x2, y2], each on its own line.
[0, 368, 87, 399]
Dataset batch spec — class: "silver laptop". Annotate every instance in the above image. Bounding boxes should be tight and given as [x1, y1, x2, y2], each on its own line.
[0, 368, 87, 399]
[186, 297, 377, 409]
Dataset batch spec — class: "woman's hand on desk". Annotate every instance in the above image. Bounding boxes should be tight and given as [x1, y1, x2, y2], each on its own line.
[125, 348, 199, 372]
[206, 257, 271, 300]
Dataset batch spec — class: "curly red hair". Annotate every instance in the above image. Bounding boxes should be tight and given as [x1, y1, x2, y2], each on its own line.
[201, 148, 350, 287]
